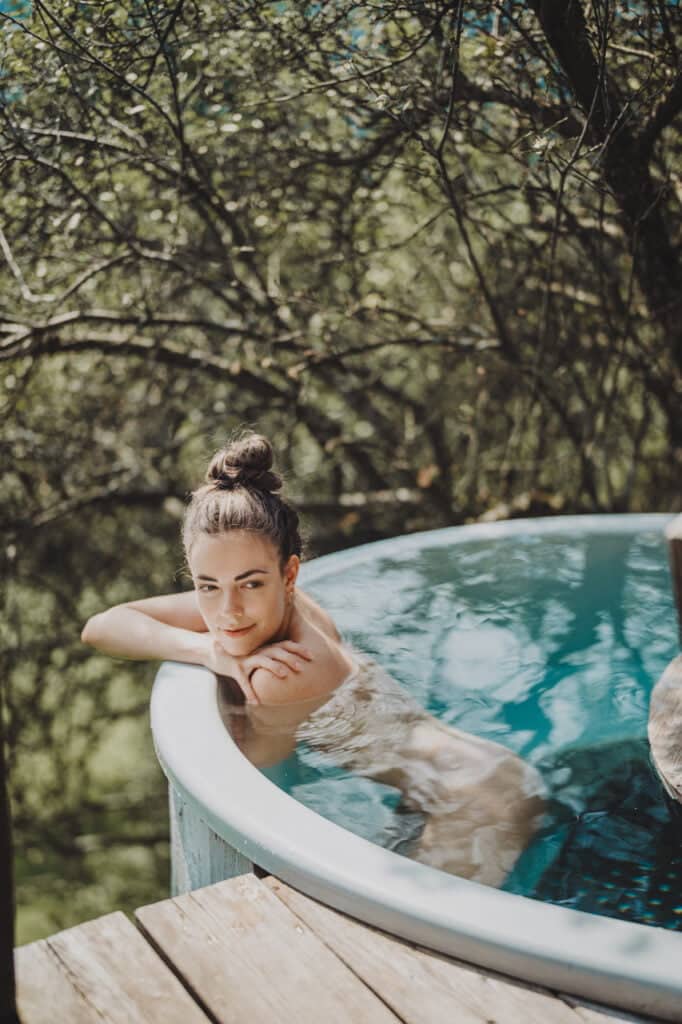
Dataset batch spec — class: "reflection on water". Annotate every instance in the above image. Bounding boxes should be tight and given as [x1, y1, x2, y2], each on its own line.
[513, 739, 682, 929]
[218, 528, 680, 928]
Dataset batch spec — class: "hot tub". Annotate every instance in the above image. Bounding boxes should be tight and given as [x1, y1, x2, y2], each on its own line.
[151, 514, 682, 1021]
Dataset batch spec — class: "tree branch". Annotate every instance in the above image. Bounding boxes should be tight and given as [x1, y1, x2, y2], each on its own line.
[639, 69, 682, 160]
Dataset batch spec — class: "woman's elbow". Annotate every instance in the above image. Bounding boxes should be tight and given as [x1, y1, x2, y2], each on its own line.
[81, 612, 107, 647]
[80, 616, 96, 646]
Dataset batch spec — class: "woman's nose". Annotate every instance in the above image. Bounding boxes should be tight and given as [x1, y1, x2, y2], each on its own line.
[220, 590, 243, 620]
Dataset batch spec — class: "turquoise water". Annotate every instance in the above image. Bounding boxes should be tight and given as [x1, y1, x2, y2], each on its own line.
[264, 526, 681, 930]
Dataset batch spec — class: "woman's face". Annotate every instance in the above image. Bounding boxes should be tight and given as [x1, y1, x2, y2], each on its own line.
[189, 530, 299, 656]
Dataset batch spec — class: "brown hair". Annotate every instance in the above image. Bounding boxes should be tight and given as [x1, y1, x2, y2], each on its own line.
[182, 431, 302, 568]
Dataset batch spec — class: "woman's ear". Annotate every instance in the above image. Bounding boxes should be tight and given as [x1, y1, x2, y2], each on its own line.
[283, 554, 300, 590]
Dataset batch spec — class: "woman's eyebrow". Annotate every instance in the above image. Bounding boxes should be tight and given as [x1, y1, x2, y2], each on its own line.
[193, 569, 268, 585]
[234, 568, 270, 581]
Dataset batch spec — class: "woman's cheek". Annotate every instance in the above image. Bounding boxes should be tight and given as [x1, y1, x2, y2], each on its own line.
[196, 598, 214, 632]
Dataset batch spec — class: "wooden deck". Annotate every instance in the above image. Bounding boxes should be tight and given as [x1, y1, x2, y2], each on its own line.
[15, 873, 664, 1024]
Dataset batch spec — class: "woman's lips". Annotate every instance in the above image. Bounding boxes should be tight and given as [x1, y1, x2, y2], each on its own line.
[222, 624, 255, 637]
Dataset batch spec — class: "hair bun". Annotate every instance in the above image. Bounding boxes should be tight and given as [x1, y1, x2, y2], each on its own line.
[206, 431, 283, 493]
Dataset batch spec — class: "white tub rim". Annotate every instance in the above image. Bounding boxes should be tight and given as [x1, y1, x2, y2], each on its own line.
[151, 513, 682, 1021]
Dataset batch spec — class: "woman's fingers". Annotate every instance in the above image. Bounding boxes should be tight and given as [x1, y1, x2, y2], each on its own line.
[231, 661, 260, 704]
[270, 651, 305, 673]
[249, 655, 290, 678]
[275, 641, 313, 660]
[260, 642, 313, 668]
[210, 641, 260, 704]
[242, 675, 260, 704]
[220, 642, 315, 703]
[280, 643, 311, 659]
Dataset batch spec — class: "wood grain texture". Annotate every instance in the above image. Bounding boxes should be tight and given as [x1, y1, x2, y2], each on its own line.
[562, 992, 661, 1024]
[265, 876, 580, 1024]
[15, 940, 94, 1024]
[265, 877, 659, 1024]
[169, 785, 253, 895]
[136, 874, 402, 1024]
[15, 911, 209, 1024]
[648, 655, 682, 803]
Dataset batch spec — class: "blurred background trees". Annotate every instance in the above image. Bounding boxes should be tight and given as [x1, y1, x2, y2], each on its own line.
[1, 0, 680, 940]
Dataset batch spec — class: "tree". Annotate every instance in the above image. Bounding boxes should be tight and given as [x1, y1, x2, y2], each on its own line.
[1, 679, 19, 1024]
[1, 1, 680, 519]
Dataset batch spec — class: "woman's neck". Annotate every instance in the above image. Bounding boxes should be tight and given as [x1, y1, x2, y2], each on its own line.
[270, 593, 300, 644]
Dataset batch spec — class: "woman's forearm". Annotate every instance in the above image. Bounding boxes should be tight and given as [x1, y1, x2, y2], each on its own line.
[81, 606, 210, 665]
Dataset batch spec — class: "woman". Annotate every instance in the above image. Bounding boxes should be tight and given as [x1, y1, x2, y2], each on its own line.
[82, 431, 545, 886]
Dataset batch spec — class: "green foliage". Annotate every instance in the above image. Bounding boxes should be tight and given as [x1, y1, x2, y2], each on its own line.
[1, 1, 680, 939]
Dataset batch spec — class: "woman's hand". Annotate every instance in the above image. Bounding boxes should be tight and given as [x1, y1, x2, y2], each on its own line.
[203, 636, 240, 677]
[241, 638, 311, 679]
[203, 637, 260, 704]
[204, 637, 313, 704]
[242, 641, 313, 686]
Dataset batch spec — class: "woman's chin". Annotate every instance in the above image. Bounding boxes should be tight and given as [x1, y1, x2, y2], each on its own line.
[219, 629, 260, 655]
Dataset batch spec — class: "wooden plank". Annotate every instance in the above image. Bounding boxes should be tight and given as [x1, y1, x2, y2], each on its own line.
[15, 940, 94, 1024]
[563, 993, 661, 1024]
[136, 874, 402, 1024]
[16, 911, 210, 1024]
[265, 876, 658, 1024]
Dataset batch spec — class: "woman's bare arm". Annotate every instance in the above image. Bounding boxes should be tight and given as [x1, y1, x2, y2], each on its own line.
[80, 590, 316, 695]
[249, 629, 352, 705]
[81, 591, 211, 664]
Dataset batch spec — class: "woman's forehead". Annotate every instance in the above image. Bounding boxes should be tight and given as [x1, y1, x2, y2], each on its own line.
[189, 530, 279, 574]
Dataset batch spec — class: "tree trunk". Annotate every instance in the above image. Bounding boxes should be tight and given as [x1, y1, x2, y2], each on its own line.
[529, 0, 682, 375]
[0, 682, 19, 1024]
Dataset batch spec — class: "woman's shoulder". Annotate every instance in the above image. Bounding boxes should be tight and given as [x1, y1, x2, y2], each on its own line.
[250, 625, 354, 706]
[294, 587, 342, 642]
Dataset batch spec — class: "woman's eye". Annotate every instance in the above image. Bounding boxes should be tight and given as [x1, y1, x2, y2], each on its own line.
[197, 584, 218, 593]
[244, 581, 263, 590]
